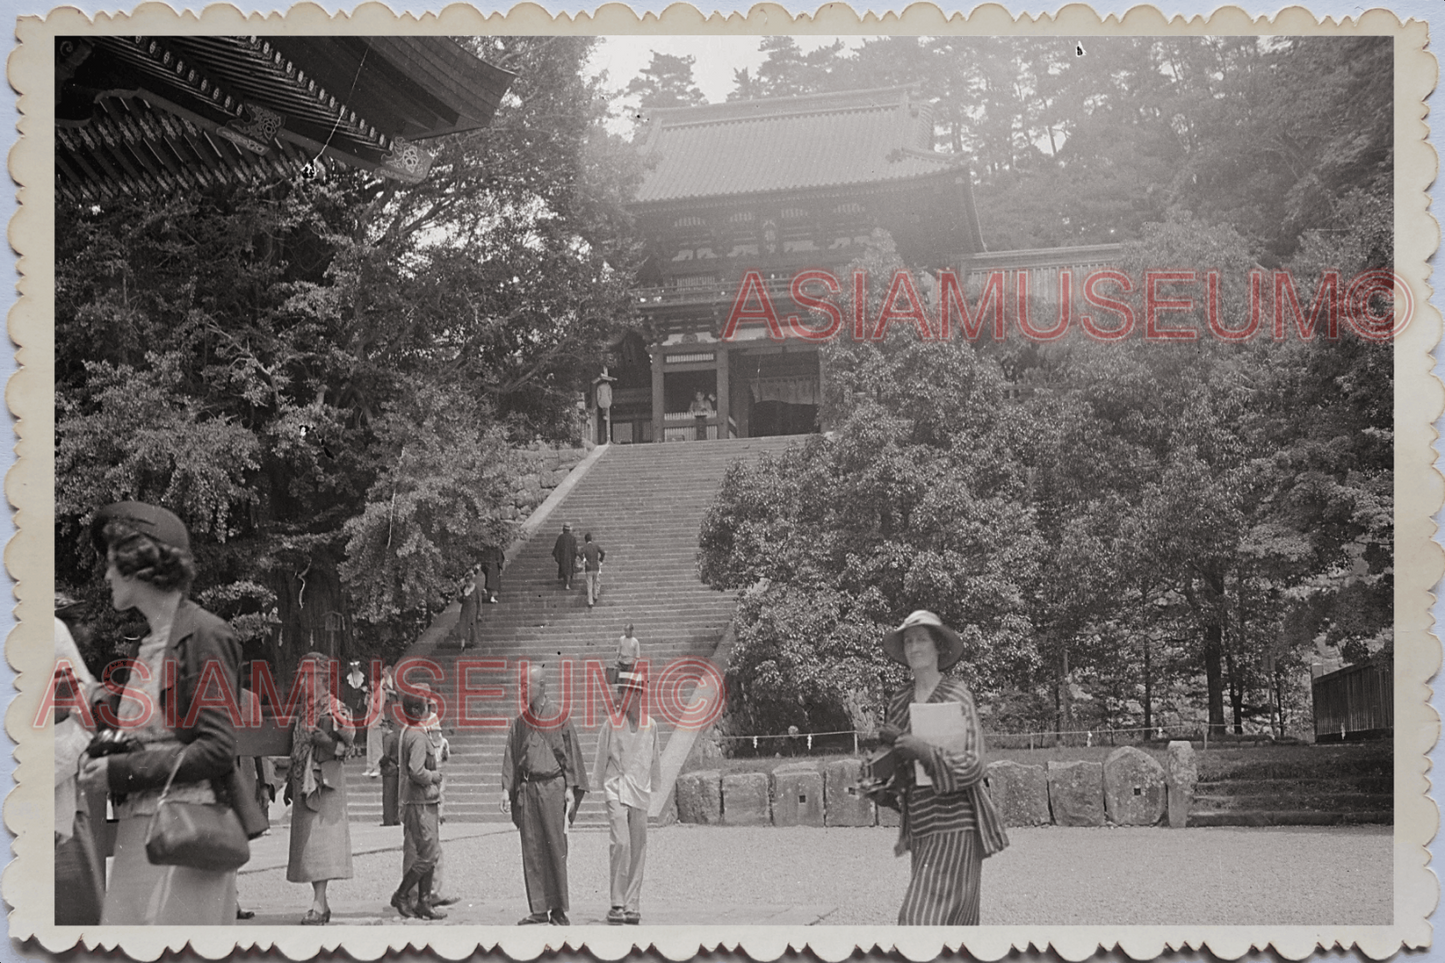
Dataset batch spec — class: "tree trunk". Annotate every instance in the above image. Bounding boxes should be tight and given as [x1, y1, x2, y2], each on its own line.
[1142, 630, 1153, 732]
[1227, 649, 1244, 734]
[1204, 623, 1226, 736]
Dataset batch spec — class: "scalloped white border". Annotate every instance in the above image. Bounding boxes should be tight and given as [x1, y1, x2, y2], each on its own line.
[6, 4, 1438, 959]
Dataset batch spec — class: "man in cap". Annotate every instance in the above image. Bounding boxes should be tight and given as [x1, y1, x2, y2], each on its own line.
[501, 663, 588, 925]
[552, 524, 578, 590]
[591, 670, 660, 925]
[390, 684, 446, 920]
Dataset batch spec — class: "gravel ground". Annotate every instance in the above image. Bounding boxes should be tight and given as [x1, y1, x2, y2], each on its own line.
[237, 823, 1391, 926]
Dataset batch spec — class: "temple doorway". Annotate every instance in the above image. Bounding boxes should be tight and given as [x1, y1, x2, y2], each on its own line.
[735, 349, 821, 438]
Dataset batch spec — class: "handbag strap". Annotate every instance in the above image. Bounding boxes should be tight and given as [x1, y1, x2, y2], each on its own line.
[157, 744, 189, 803]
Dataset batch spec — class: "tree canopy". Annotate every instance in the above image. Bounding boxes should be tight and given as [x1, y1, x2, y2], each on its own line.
[56, 36, 643, 670]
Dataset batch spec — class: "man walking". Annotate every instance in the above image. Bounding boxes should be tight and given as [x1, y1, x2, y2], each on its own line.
[552, 523, 578, 590]
[592, 674, 661, 925]
[580, 532, 606, 608]
[501, 664, 588, 925]
[390, 685, 447, 920]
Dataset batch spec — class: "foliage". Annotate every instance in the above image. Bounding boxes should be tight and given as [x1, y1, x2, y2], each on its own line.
[626, 51, 707, 112]
[339, 384, 518, 624]
[700, 239, 1044, 733]
[727, 36, 1393, 259]
[55, 37, 643, 665]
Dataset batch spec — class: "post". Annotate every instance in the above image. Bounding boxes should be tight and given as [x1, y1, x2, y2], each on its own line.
[716, 346, 730, 439]
[651, 348, 665, 443]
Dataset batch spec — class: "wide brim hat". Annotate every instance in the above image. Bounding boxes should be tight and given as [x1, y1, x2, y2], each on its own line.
[616, 663, 647, 694]
[882, 610, 966, 671]
[90, 501, 191, 553]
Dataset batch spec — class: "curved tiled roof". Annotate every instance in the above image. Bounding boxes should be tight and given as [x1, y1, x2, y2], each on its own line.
[632, 87, 960, 205]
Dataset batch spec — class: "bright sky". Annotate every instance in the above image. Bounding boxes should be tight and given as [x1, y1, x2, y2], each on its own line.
[586, 36, 864, 133]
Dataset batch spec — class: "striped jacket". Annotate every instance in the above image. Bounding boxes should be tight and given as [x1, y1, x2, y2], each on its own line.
[885, 678, 1009, 858]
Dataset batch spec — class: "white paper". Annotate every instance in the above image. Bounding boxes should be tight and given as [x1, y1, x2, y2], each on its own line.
[910, 702, 969, 787]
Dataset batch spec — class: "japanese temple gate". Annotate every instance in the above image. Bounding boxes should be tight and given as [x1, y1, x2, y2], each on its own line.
[601, 86, 1122, 444]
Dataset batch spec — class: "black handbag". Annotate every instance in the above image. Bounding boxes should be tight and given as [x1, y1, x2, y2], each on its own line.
[144, 747, 250, 872]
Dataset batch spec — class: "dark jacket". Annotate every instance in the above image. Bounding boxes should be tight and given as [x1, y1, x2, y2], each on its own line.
[552, 532, 578, 569]
[101, 600, 268, 838]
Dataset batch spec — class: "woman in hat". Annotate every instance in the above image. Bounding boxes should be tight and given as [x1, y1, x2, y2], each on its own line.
[78, 501, 266, 925]
[285, 651, 355, 924]
[874, 610, 1009, 925]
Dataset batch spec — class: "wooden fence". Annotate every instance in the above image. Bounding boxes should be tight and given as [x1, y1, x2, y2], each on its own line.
[1312, 661, 1392, 742]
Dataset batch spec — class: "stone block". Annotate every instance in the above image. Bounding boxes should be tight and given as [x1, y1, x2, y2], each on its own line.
[822, 758, 875, 827]
[675, 770, 721, 825]
[1047, 760, 1105, 827]
[877, 801, 901, 827]
[984, 760, 1051, 827]
[722, 772, 771, 826]
[772, 769, 825, 827]
[1166, 740, 1199, 828]
[1103, 746, 1167, 826]
[653, 786, 679, 827]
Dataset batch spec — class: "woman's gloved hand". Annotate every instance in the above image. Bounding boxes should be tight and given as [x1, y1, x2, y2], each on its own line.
[893, 734, 930, 762]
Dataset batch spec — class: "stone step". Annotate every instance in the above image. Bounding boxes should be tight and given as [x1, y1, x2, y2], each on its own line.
[1187, 809, 1393, 827]
[1192, 791, 1389, 812]
[348, 437, 806, 823]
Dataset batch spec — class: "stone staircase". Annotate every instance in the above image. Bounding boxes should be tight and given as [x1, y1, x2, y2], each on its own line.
[343, 436, 805, 826]
[1188, 743, 1393, 826]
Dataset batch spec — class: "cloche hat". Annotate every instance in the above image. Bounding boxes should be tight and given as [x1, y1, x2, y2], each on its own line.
[881, 610, 966, 671]
[90, 501, 191, 553]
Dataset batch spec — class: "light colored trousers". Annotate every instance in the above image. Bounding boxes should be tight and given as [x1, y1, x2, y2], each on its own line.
[607, 797, 648, 912]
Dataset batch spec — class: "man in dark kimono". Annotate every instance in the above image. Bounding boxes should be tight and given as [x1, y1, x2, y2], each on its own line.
[552, 523, 578, 590]
[501, 663, 588, 925]
[480, 543, 506, 604]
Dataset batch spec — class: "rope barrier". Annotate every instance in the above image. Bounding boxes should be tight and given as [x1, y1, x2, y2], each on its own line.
[714, 724, 1235, 754]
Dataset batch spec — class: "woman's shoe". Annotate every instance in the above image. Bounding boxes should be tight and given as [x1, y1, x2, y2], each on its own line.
[606, 906, 627, 925]
[518, 912, 550, 925]
[624, 911, 641, 925]
[300, 908, 330, 925]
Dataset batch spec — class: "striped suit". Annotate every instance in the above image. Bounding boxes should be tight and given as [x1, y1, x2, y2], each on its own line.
[884, 678, 1009, 925]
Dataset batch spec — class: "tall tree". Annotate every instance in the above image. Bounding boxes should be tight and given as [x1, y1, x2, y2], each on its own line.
[55, 36, 645, 667]
[626, 51, 707, 112]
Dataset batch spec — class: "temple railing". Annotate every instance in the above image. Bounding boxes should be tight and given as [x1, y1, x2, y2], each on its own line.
[634, 243, 1126, 313]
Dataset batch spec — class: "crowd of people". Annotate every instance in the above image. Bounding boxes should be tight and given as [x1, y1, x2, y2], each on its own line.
[54, 499, 1004, 929]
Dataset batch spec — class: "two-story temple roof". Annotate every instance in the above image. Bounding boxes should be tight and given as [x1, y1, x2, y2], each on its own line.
[631, 86, 985, 276]
[55, 36, 515, 202]
[598, 86, 1120, 446]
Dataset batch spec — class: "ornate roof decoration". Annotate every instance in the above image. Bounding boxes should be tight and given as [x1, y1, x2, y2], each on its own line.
[56, 35, 515, 202]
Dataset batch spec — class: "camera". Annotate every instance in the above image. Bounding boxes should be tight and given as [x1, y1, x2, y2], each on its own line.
[86, 729, 138, 758]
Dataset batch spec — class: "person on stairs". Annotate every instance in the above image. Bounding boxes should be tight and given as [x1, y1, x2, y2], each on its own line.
[552, 523, 578, 590]
[581, 532, 606, 608]
[615, 623, 641, 686]
[501, 663, 589, 925]
[390, 685, 447, 920]
[480, 542, 506, 604]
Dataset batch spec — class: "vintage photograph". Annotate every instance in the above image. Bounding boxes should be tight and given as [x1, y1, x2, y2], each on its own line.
[10, 7, 1436, 959]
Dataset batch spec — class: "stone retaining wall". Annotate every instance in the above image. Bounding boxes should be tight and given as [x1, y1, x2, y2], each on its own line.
[503, 446, 590, 522]
[674, 746, 1187, 828]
